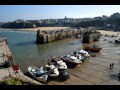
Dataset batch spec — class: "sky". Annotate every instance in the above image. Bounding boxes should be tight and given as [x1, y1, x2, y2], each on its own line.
[0, 5, 120, 22]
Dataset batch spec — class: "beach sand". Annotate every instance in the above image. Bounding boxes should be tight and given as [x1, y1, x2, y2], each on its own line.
[0, 27, 120, 37]
[0, 27, 71, 32]
[96, 30, 120, 36]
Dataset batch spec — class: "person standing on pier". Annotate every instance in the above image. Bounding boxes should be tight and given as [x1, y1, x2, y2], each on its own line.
[109, 64, 112, 69]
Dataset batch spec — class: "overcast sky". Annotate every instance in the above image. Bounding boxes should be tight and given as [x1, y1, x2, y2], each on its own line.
[0, 5, 120, 22]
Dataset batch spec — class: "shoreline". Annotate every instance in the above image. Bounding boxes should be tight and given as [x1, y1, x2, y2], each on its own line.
[1, 29, 120, 85]
[0, 27, 71, 32]
[96, 30, 120, 36]
[0, 28, 120, 37]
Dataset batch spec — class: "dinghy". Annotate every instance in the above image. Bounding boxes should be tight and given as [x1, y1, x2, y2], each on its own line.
[48, 58, 67, 70]
[45, 64, 59, 78]
[28, 66, 48, 83]
[61, 55, 82, 65]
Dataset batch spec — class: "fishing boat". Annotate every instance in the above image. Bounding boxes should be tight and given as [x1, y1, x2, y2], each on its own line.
[78, 49, 90, 57]
[84, 46, 102, 52]
[56, 60, 67, 70]
[28, 66, 48, 83]
[61, 55, 82, 65]
[70, 52, 85, 62]
[48, 57, 67, 70]
[76, 54, 86, 62]
[45, 64, 59, 78]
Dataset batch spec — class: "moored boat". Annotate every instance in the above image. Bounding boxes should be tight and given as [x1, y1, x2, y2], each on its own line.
[56, 60, 67, 70]
[78, 49, 90, 57]
[84, 45, 102, 52]
[28, 66, 48, 83]
[84, 47, 102, 52]
[47, 57, 67, 70]
[61, 55, 82, 65]
[71, 52, 85, 62]
[45, 64, 59, 78]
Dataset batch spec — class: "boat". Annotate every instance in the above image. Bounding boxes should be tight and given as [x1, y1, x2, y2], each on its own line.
[28, 66, 48, 83]
[56, 60, 67, 70]
[45, 64, 59, 78]
[70, 52, 85, 62]
[47, 57, 67, 70]
[76, 54, 86, 62]
[61, 55, 82, 65]
[84, 46, 102, 52]
[84, 47, 102, 52]
[78, 49, 90, 57]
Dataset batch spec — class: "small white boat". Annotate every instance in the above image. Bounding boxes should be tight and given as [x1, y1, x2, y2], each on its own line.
[47, 58, 67, 70]
[78, 49, 90, 57]
[45, 64, 59, 78]
[61, 55, 82, 65]
[77, 54, 86, 62]
[56, 60, 67, 70]
[70, 52, 85, 62]
[28, 66, 48, 83]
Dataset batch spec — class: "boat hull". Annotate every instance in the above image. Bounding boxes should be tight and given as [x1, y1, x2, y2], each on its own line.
[61, 58, 80, 66]
[84, 47, 102, 52]
[28, 72, 48, 83]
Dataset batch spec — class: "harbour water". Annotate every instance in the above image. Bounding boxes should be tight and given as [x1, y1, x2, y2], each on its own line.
[0, 30, 84, 72]
[1, 29, 120, 85]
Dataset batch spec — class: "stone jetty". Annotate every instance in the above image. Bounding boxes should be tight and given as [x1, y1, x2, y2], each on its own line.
[36, 28, 90, 44]
[36, 28, 101, 44]
[82, 31, 101, 43]
[0, 37, 43, 85]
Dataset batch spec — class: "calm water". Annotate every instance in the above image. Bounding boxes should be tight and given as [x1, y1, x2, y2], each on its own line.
[0, 30, 84, 72]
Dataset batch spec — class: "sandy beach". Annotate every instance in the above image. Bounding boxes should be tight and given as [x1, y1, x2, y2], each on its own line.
[0, 27, 119, 35]
[96, 30, 120, 37]
[0, 27, 71, 32]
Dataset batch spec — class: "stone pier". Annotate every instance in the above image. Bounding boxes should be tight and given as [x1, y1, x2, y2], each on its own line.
[36, 28, 89, 44]
[82, 31, 101, 43]
[0, 37, 42, 85]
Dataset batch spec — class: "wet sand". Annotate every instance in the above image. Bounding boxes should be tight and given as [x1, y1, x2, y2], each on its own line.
[1, 29, 120, 85]
[47, 36, 120, 85]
